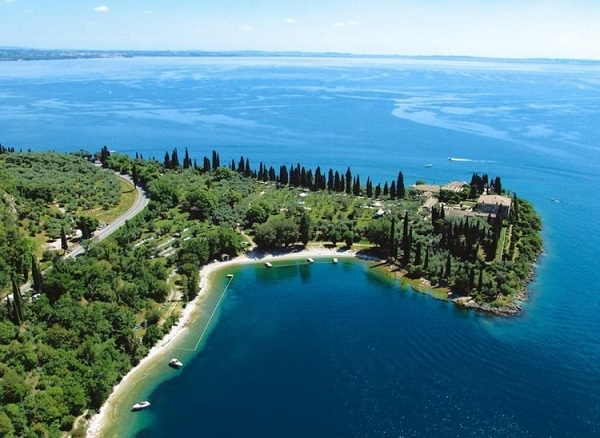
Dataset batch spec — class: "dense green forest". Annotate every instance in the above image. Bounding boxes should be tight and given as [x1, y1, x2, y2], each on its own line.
[0, 147, 541, 437]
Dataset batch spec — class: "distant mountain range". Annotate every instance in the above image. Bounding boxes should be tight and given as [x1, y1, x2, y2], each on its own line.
[1, 47, 599, 64]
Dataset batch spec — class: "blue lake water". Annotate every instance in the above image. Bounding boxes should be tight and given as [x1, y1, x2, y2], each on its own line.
[1, 56, 600, 436]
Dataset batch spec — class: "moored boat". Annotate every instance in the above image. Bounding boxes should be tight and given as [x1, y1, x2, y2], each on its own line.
[131, 401, 151, 411]
[169, 358, 183, 369]
[226, 273, 234, 278]
[307, 258, 315, 263]
[332, 258, 338, 264]
[265, 262, 273, 267]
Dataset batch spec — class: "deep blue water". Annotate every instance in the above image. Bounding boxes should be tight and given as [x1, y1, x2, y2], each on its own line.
[1, 56, 600, 436]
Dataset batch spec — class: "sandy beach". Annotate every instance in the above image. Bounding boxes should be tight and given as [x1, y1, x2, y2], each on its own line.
[86, 246, 362, 438]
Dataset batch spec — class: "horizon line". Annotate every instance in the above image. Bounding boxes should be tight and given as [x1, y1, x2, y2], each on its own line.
[2, 46, 600, 64]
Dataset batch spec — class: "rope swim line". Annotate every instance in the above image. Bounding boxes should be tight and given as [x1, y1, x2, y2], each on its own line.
[112, 258, 341, 417]
[176, 257, 338, 352]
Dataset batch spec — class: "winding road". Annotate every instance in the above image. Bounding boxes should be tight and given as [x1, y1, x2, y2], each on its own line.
[14, 172, 148, 295]
[67, 174, 149, 258]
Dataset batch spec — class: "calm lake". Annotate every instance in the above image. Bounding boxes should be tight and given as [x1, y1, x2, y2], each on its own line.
[1, 56, 599, 436]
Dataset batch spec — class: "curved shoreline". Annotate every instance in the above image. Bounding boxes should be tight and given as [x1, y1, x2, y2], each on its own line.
[86, 247, 358, 438]
[86, 244, 537, 436]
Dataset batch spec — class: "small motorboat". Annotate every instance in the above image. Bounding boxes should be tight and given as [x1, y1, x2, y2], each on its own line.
[332, 258, 338, 264]
[169, 358, 183, 369]
[265, 262, 273, 268]
[226, 273, 234, 278]
[132, 401, 151, 411]
[307, 258, 315, 263]
[424, 164, 433, 168]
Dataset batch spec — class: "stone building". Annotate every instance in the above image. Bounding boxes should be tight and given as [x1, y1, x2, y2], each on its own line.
[475, 194, 512, 218]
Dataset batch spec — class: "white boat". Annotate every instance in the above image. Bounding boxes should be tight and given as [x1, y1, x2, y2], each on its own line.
[226, 273, 234, 278]
[424, 164, 433, 168]
[332, 258, 338, 264]
[169, 358, 183, 369]
[265, 262, 273, 268]
[131, 401, 151, 411]
[307, 258, 315, 263]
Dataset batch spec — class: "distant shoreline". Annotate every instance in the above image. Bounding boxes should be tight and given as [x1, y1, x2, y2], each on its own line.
[2, 48, 600, 64]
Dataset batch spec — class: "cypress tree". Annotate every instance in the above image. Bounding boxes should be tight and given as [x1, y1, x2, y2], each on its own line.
[211, 150, 218, 170]
[375, 184, 381, 198]
[353, 175, 361, 196]
[327, 169, 334, 191]
[245, 158, 251, 176]
[397, 171, 405, 199]
[171, 148, 180, 168]
[31, 255, 42, 293]
[390, 216, 396, 259]
[60, 226, 68, 251]
[203, 157, 211, 172]
[494, 177, 502, 194]
[401, 212, 410, 265]
[280, 165, 289, 185]
[314, 167, 322, 191]
[163, 151, 171, 168]
[132, 163, 139, 186]
[366, 178, 373, 197]
[183, 148, 191, 169]
[445, 253, 452, 278]
[306, 169, 314, 189]
[390, 181, 397, 199]
[415, 242, 422, 266]
[238, 156, 246, 173]
[383, 182, 389, 196]
[345, 168, 352, 194]
[424, 246, 430, 270]
[212, 151, 221, 170]
[11, 277, 23, 325]
[99, 146, 111, 167]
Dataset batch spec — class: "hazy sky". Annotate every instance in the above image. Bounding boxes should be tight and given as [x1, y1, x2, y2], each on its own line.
[2, 0, 600, 59]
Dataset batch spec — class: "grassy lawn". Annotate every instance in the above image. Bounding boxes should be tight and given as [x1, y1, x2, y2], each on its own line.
[83, 176, 137, 224]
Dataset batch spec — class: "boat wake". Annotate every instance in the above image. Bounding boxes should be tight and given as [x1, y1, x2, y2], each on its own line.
[448, 157, 496, 163]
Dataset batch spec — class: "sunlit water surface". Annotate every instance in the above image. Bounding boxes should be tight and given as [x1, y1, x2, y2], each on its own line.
[1, 56, 599, 437]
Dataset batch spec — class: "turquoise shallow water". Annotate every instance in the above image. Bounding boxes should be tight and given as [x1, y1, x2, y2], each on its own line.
[1, 56, 600, 436]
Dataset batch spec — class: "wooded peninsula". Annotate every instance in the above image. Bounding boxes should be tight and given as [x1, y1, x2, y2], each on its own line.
[0, 147, 542, 437]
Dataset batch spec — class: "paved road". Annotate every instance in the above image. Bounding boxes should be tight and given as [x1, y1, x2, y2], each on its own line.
[67, 173, 149, 258]
[12, 173, 148, 296]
